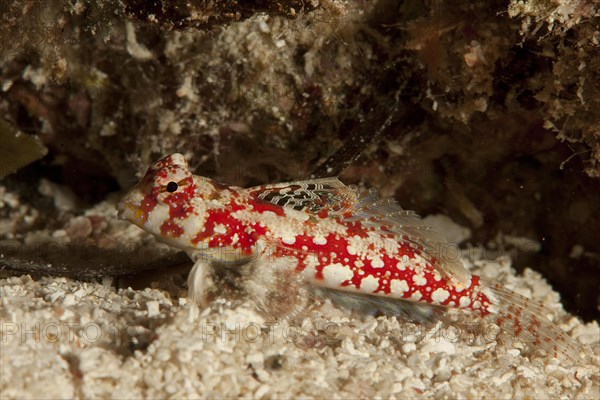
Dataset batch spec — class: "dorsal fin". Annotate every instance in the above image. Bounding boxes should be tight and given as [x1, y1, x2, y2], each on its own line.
[247, 178, 357, 217]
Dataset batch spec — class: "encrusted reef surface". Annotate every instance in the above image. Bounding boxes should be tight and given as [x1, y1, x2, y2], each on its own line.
[1, 0, 599, 397]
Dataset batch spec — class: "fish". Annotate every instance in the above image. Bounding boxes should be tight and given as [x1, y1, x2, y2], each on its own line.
[117, 153, 580, 362]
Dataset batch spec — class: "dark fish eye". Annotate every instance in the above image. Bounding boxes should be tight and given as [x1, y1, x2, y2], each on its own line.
[166, 181, 178, 193]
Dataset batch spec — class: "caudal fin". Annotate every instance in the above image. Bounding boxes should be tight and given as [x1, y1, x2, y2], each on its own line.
[481, 278, 580, 364]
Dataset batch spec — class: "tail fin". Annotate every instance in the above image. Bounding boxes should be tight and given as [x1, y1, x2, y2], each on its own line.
[480, 277, 581, 364]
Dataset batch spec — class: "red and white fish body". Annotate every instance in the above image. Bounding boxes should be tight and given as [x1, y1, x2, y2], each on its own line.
[118, 153, 579, 362]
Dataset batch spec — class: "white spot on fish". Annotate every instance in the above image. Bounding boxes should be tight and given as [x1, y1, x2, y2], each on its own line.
[282, 235, 296, 245]
[322, 263, 354, 286]
[412, 273, 427, 286]
[371, 256, 384, 269]
[390, 279, 409, 296]
[410, 290, 422, 301]
[360, 275, 379, 293]
[313, 235, 327, 245]
[431, 288, 450, 303]
[303, 254, 320, 271]
[459, 296, 471, 308]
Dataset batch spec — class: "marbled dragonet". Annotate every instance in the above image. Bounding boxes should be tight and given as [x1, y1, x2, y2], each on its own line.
[118, 153, 580, 362]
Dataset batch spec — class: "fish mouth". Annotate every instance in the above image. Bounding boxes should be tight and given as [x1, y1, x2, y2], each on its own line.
[116, 200, 140, 223]
[116, 200, 148, 228]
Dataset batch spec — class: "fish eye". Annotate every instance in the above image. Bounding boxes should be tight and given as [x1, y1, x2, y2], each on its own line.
[166, 181, 178, 193]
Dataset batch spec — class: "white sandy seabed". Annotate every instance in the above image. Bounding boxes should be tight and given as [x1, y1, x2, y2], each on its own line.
[1, 248, 599, 399]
